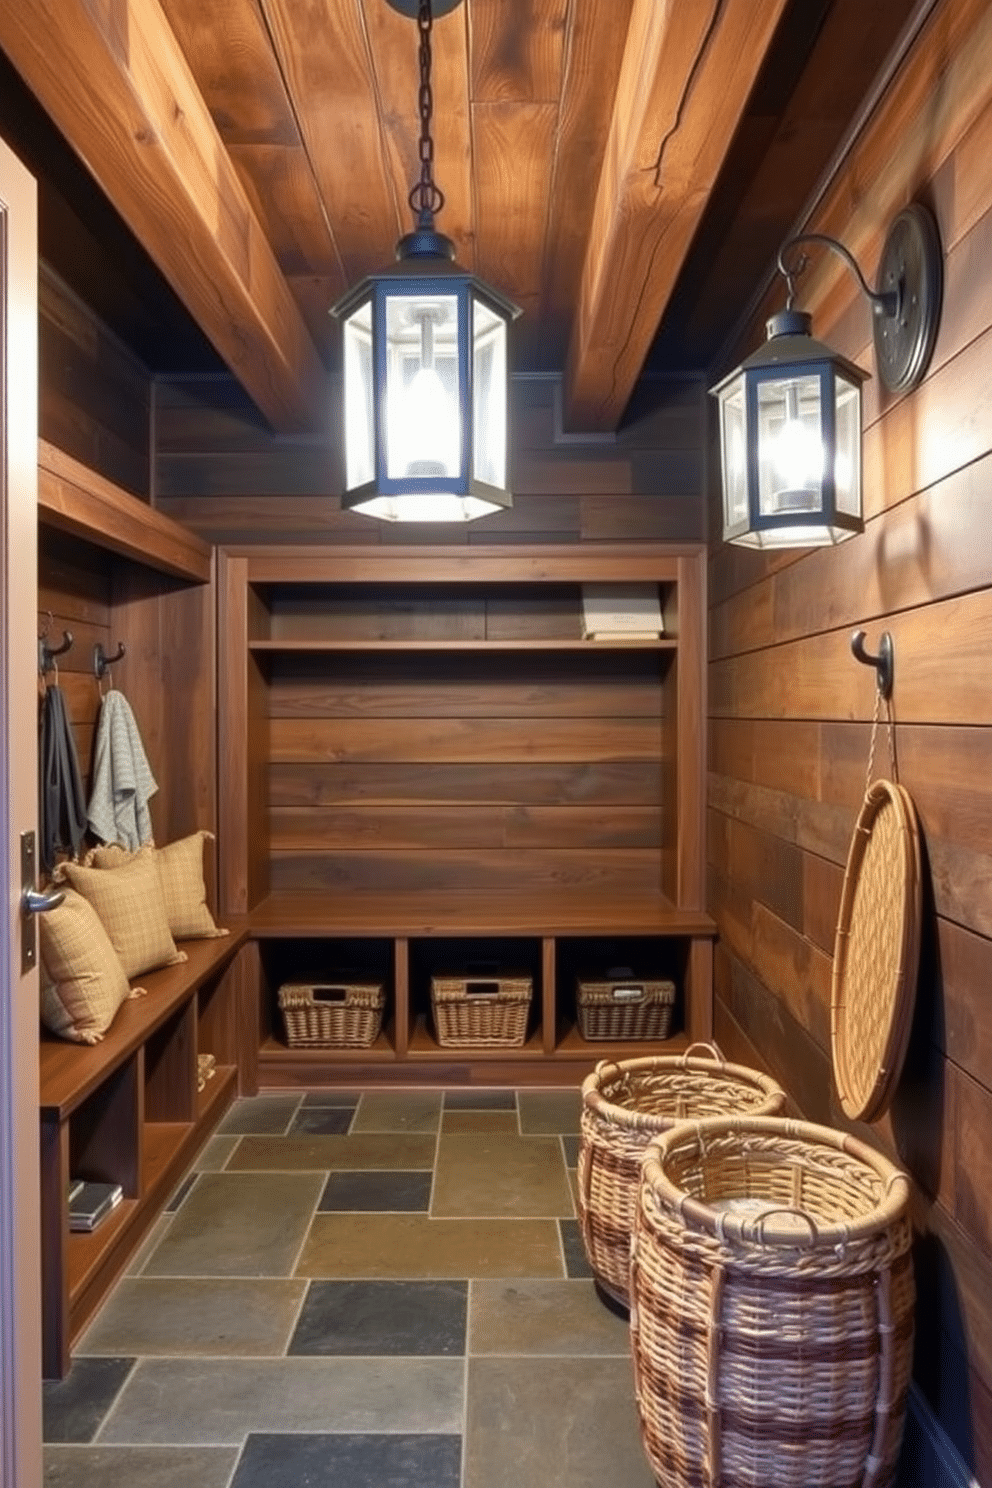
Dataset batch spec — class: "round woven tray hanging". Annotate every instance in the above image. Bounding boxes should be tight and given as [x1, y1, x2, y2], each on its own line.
[831, 776, 922, 1123]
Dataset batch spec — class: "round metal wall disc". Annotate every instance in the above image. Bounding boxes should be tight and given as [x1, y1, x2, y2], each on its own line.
[385, 0, 463, 16]
[873, 203, 943, 393]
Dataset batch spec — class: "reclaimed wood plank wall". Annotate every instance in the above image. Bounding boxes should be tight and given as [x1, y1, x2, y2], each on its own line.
[152, 371, 705, 547]
[706, 0, 992, 1476]
[37, 281, 216, 855]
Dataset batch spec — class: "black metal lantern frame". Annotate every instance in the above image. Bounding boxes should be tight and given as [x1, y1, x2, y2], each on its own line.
[331, 0, 520, 523]
[711, 203, 943, 549]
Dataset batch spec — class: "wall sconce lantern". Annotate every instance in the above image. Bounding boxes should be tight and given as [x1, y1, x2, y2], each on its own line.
[711, 204, 942, 548]
[331, 0, 520, 522]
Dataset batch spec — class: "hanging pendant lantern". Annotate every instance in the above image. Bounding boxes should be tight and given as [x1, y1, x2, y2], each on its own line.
[332, 0, 520, 522]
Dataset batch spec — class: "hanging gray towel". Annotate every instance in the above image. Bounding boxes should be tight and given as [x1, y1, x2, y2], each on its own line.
[40, 683, 88, 873]
[87, 688, 158, 850]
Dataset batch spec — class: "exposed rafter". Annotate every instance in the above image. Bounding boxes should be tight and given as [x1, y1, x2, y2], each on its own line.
[563, 0, 791, 432]
[0, 0, 328, 432]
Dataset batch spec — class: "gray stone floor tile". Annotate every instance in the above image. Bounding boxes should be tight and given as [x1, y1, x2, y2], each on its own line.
[228, 1132, 436, 1171]
[559, 1218, 595, 1278]
[351, 1090, 442, 1134]
[191, 1135, 239, 1172]
[301, 1090, 362, 1108]
[230, 1433, 461, 1488]
[561, 1133, 580, 1166]
[43, 1358, 135, 1443]
[163, 1173, 197, 1213]
[99, 1358, 463, 1444]
[289, 1279, 466, 1356]
[289, 1106, 354, 1136]
[216, 1095, 301, 1136]
[76, 1278, 307, 1357]
[142, 1172, 323, 1277]
[124, 1216, 172, 1277]
[517, 1088, 583, 1134]
[468, 1278, 630, 1355]
[442, 1110, 518, 1134]
[43, 1445, 238, 1488]
[443, 1090, 516, 1111]
[317, 1169, 432, 1212]
[464, 1356, 654, 1488]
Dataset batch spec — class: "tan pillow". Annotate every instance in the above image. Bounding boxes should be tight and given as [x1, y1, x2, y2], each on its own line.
[39, 889, 143, 1044]
[58, 854, 187, 979]
[88, 832, 228, 941]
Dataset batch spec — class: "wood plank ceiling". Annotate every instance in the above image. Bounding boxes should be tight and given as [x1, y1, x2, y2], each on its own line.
[0, 0, 922, 434]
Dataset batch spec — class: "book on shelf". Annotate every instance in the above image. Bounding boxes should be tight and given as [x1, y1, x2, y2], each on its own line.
[68, 1180, 123, 1232]
[581, 583, 664, 640]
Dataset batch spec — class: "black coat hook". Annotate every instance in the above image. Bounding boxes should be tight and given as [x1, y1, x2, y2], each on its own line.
[39, 629, 73, 674]
[94, 641, 126, 679]
[851, 630, 893, 699]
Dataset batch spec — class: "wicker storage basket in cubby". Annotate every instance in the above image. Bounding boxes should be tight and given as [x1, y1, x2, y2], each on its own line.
[631, 1115, 914, 1488]
[578, 1048, 785, 1308]
[577, 973, 676, 1041]
[278, 981, 384, 1049]
[431, 973, 531, 1047]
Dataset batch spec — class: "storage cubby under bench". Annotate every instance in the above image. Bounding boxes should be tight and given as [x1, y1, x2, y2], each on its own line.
[38, 927, 252, 1378]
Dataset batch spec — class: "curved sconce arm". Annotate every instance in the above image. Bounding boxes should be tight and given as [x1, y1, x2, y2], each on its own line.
[777, 233, 898, 321]
[774, 204, 942, 395]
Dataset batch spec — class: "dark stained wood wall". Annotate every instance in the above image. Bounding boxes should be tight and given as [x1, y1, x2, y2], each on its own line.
[153, 370, 705, 546]
[259, 588, 669, 900]
[40, 265, 151, 500]
[37, 277, 216, 861]
[706, 0, 992, 1476]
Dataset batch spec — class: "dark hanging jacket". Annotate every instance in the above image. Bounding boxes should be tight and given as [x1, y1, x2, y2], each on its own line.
[40, 683, 88, 873]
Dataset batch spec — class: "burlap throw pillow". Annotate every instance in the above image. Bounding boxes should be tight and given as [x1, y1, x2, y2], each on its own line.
[39, 889, 143, 1044]
[88, 832, 228, 941]
[59, 853, 187, 979]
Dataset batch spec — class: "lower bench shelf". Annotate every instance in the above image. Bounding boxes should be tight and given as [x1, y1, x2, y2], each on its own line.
[250, 891, 714, 1088]
[39, 929, 252, 1379]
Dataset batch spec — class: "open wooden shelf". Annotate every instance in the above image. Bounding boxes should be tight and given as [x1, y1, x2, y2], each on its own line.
[249, 637, 678, 653]
[39, 932, 253, 1378]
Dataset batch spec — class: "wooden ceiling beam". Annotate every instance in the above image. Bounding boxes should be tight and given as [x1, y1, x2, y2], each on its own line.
[563, 0, 791, 432]
[0, 0, 328, 432]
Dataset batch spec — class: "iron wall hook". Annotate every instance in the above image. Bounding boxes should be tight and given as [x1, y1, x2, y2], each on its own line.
[94, 641, 126, 680]
[851, 630, 893, 699]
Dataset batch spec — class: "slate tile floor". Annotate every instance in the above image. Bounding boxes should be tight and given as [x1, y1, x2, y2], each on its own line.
[43, 1088, 655, 1488]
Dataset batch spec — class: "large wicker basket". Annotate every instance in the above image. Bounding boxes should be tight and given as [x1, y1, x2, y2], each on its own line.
[577, 1048, 785, 1308]
[431, 974, 531, 1047]
[278, 981, 384, 1048]
[631, 1115, 914, 1488]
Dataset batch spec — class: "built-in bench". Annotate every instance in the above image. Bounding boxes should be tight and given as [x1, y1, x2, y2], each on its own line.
[38, 924, 253, 1378]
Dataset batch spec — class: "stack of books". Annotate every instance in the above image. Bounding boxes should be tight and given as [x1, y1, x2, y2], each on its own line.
[68, 1179, 123, 1232]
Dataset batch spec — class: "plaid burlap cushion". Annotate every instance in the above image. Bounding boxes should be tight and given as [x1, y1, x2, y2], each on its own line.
[39, 889, 142, 1043]
[59, 853, 187, 978]
[88, 832, 227, 941]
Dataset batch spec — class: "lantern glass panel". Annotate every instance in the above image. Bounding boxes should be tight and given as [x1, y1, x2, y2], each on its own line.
[718, 377, 747, 532]
[472, 297, 507, 489]
[834, 374, 861, 518]
[757, 373, 824, 517]
[343, 301, 374, 491]
[384, 293, 461, 481]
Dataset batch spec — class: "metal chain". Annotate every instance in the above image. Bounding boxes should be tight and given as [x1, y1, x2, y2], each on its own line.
[409, 0, 445, 224]
[863, 685, 898, 797]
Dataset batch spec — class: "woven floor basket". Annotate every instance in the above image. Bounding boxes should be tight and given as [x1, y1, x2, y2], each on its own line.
[431, 975, 531, 1047]
[578, 1049, 785, 1308]
[631, 1115, 914, 1488]
[278, 982, 384, 1049]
